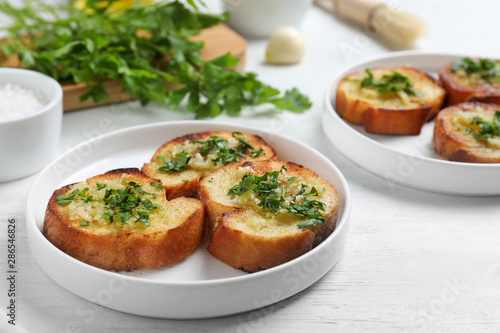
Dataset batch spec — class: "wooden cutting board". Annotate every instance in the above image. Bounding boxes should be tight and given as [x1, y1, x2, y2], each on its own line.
[1, 24, 247, 112]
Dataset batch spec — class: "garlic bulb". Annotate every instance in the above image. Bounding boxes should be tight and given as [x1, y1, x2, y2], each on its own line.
[265, 27, 306, 65]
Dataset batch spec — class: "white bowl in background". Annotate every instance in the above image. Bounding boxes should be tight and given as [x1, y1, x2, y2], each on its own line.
[0, 68, 63, 182]
[224, 0, 312, 38]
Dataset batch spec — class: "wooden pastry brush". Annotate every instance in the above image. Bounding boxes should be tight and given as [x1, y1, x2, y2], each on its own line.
[314, 0, 426, 50]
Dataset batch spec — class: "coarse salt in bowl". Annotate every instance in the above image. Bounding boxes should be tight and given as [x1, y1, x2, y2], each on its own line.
[0, 83, 48, 121]
[0, 68, 63, 182]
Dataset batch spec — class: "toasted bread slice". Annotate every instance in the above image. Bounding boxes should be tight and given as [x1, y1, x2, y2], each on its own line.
[142, 131, 276, 200]
[439, 58, 500, 106]
[433, 102, 500, 163]
[336, 67, 445, 135]
[199, 161, 340, 272]
[43, 168, 205, 271]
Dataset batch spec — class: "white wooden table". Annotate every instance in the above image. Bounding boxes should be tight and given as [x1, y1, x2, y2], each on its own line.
[1, 1, 500, 332]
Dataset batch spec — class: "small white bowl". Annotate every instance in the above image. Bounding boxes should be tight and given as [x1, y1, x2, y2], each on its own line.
[0, 68, 63, 182]
[224, 0, 312, 38]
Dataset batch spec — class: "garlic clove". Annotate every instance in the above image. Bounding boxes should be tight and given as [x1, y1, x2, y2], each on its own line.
[265, 26, 306, 65]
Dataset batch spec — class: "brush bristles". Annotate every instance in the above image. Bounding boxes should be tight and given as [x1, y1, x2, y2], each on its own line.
[370, 7, 426, 49]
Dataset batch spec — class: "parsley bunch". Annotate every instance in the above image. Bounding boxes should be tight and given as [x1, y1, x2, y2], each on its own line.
[228, 166, 326, 229]
[361, 68, 421, 97]
[0, 0, 311, 118]
[452, 58, 500, 83]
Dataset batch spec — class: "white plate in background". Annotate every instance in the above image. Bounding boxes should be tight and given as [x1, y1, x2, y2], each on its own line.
[25, 121, 351, 319]
[322, 51, 500, 196]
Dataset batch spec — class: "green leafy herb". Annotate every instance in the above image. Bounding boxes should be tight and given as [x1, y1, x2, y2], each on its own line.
[232, 132, 265, 157]
[451, 58, 500, 83]
[101, 182, 160, 226]
[296, 218, 325, 229]
[150, 181, 164, 191]
[56, 187, 94, 206]
[56, 180, 162, 227]
[0, 0, 311, 118]
[56, 194, 76, 206]
[469, 111, 500, 139]
[361, 68, 422, 97]
[227, 166, 326, 228]
[162, 132, 266, 169]
[158, 155, 192, 172]
[80, 221, 90, 227]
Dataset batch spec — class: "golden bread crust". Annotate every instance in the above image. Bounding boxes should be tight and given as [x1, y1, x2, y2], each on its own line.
[336, 67, 445, 135]
[208, 210, 315, 272]
[433, 102, 500, 163]
[142, 131, 276, 200]
[199, 160, 340, 272]
[43, 168, 205, 271]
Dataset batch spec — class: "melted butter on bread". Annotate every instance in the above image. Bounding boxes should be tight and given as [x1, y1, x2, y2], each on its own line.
[211, 164, 332, 236]
[453, 69, 493, 87]
[336, 67, 445, 135]
[433, 102, 500, 163]
[164, 136, 241, 176]
[344, 67, 443, 109]
[142, 132, 276, 200]
[43, 168, 205, 271]
[451, 107, 500, 149]
[61, 174, 177, 234]
[199, 161, 340, 272]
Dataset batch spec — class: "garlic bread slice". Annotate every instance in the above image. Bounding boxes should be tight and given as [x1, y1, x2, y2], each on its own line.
[433, 102, 500, 163]
[43, 168, 205, 271]
[142, 131, 276, 200]
[439, 58, 500, 106]
[199, 161, 340, 272]
[336, 67, 445, 135]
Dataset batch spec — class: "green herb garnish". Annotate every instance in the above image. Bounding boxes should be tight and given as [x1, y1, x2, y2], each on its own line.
[56, 194, 76, 206]
[361, 68, 422, 97]
[232, 132, 265, 157]
[56, 187, 94, 206]
[296, 218, 325, 229]
[100, 182, 160, 226]
[80, 221, 90, 227]
[56, 180, 161, 227]
[468, 111, 500, 139]
[158, 155, 192, 172]
[195, 135, 240, 165]
[451, 58, 500, 83]
[150, 181, 164, 191]
[96, 183, 107, 191]
[159, 132, 266, 173]
[228, 166, 326, 229]
[0, 0, 311, 118]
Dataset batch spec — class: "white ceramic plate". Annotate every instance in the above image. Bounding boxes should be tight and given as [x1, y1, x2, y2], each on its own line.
[25, 121, 351, 319]
[322, 51, 500, 196]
